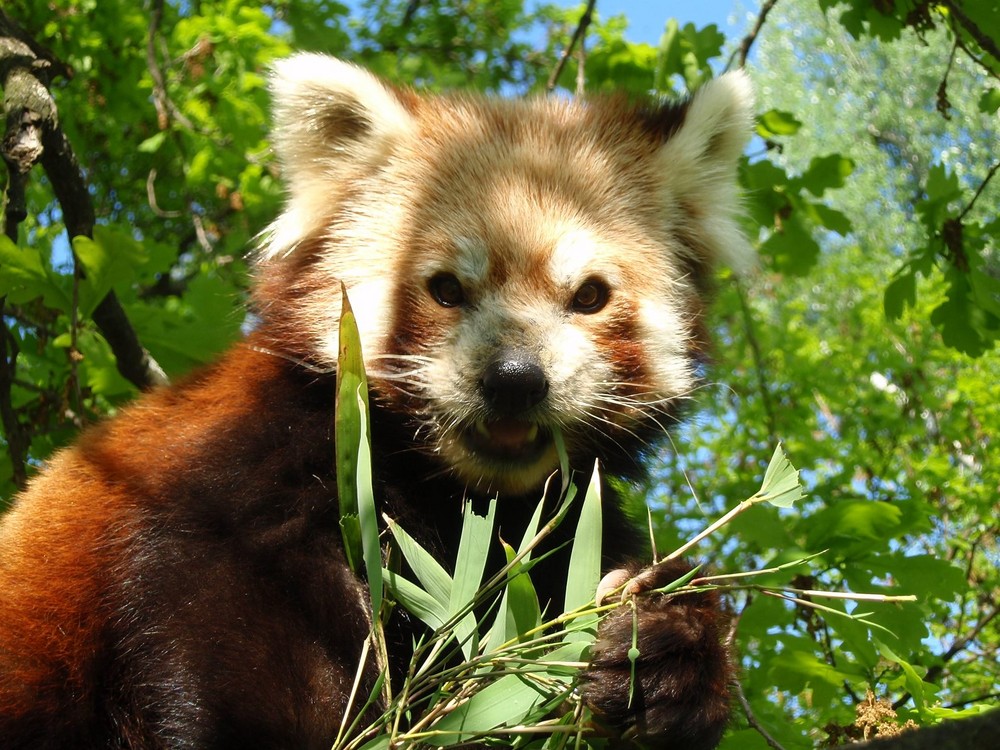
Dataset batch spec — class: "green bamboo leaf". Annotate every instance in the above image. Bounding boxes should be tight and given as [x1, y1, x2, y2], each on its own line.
[499, 539, 542, 641]
[383, 569, 448, 631]
[335, 285, 369, 573]
[753, 443, 804, 508]
[563, 460, 603, 641]
[484, 494, 545, 652]
[387, 517, 453, 607]
[428, 673, 549, 745]
[357, 734, 391, 750]
[450, 499, 496, 659]
[355, 391, 381, 617]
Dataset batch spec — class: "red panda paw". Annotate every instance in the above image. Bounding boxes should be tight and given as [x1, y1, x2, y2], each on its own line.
[580, 559, 733, 750]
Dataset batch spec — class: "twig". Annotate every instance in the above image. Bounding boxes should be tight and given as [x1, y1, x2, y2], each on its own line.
[734, 677, 787, 750]
[935, 37, 959, 119]
[957, 160, 1000, 222]
[727, 0, 780, 71]
[575, 25, 586, 97]
[146, 168, 182, 218]
[146, 0, 195, 132]
[736, 280, 778, 443]
[546, 0, 595, 93]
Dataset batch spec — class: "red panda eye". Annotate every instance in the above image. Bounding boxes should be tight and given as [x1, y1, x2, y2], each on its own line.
[572, 280, 609, 313]
[428, 273, 465, 307]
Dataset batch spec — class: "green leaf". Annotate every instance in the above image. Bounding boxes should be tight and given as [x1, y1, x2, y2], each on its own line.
[877, 640, 929, 712]
[884, 271, 916, 321]
[930, 272, 988, 357]
[387, 518, 452, 608]
[759, 213, 821, 275]
[498, 538, 542, 641]
[756, 109, 803, 137]
[798, 154, 855, 197]
[137, 131, 167, 153]
[866, 554, 967, 600]
[811, 203, 853, 236]
[806, 501, 903, 549]
[355, 390, 382, 618]
[449, 499, 496, 659]
[563, 461, 603, 640]
[484, 493, 546, 652]
[978, 87, 1000, 114]
[428, 673, 550, 745]
[357, 736, 391, 750]
[383, 569, 447, 631]
[0, 236, 68, 310]
[752, 444, 804, 508]
[336, 286, 370, 574]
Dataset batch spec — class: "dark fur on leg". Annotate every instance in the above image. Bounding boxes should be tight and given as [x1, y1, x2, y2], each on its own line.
[581, 559, 733, 749]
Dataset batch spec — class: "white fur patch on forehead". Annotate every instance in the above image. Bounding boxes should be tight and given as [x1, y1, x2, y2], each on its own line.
[548, 227, 622, 289]
[657, 70, 756, 275]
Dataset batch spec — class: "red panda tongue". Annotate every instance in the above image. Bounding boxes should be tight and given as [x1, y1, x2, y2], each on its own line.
[483, 419, 538, 449]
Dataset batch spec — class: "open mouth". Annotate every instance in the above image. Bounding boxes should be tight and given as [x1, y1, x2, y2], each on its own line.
[464, 418, 550, 462]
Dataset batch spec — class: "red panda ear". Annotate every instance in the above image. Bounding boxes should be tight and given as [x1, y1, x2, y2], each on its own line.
[268, 54, 416, 178]
[262, 54, 417, 259]
[656, 70, 756, 275]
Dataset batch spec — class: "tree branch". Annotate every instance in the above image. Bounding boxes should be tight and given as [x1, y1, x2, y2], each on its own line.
[0, 9, 167, 391]
[835, 708, 1000, 750]
[943, 0, 1000, 64]
[728, 0, 780, 70]
[546, 0, 595, 93]
[736, 280, 778, 443]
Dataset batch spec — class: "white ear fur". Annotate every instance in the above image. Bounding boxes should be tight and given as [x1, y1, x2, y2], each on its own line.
[659, 70, 756, 274]
[262, 54, 416, 259]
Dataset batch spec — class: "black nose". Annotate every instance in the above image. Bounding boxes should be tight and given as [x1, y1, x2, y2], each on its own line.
[480, 350, 549, 415]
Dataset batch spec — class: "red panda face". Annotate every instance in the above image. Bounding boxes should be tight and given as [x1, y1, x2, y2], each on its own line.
[256, 55, 754, 495]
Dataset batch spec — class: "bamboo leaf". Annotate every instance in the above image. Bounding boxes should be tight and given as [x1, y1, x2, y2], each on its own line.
[753, 443, 804, 508]
[335, 285, 369, 573]
[387, 516, 453, 608]
[427, 673, 550, 745]
[450, 499, 497, 659]
[355, 392, 381, 617]
[383, 569, 448, 631]
[563, 460, 603, 641]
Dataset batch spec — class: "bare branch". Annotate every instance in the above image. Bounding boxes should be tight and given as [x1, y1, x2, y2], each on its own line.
[728, 0, 780, 71]
[736, 280, 778, 443]
[546, 0, 596, 93]
[943, 0, 1000, 64]
[0, 312, 28, 489]
[0, 9, 167, 391]
[957, 160, 1000, 222]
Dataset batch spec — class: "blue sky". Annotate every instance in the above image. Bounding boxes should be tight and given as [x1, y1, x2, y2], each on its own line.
[596, 1, 756, 44]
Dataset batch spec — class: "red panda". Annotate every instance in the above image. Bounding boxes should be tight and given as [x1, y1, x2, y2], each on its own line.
[0, 55, 754, 748]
